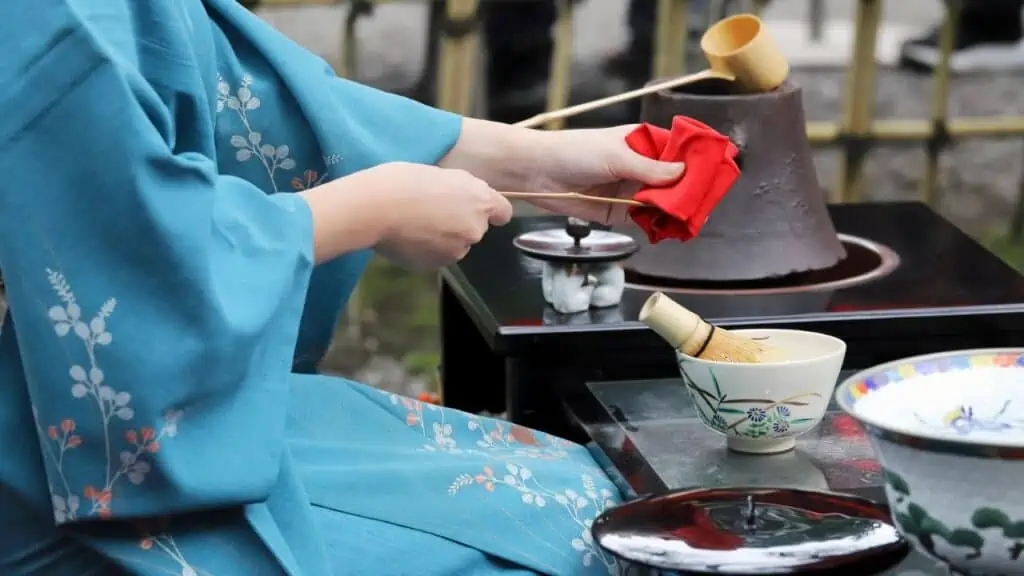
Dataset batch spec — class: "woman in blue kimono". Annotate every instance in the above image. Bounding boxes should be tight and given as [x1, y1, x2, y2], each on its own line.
[0, 2, 686, 575]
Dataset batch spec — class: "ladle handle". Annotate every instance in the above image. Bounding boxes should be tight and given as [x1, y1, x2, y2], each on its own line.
[514, 69, 731, 129]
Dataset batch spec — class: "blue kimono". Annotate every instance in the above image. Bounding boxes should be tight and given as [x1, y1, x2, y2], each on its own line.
[0, 1, 627, 575]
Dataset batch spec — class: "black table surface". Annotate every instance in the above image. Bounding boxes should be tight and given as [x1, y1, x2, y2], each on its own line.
[566, 372, 950, 575]
[442, 202, 1024, 356]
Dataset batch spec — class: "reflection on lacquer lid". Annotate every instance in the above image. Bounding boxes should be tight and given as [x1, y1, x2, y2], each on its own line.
[592, 487, 908, 574]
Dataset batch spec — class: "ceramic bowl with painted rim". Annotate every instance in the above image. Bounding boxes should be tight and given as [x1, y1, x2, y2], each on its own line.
[835, 348, 1024, 575]
[676, 329, 846, 456]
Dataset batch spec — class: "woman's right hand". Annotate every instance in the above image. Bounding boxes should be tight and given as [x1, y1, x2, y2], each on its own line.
[361, 162, 514, 270]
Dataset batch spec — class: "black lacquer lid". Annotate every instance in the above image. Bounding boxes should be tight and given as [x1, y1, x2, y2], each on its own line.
[592, 487, 909, 574]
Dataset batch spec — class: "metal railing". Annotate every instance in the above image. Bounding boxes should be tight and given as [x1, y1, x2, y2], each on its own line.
[251, 0, 1024, 239]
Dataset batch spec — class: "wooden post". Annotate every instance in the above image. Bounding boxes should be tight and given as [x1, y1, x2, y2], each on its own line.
[834, 0, 882, 203]
[653, 0, 689, 78]
[918, 0, 961, 205]
[436, 0, 481, 114]
[542, 0, 575, 130]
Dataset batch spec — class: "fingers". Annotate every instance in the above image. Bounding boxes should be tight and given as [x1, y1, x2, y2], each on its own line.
[454, 243, 473, 262]
[595, 126, 685, 185]
[458, 170, 512, 226]
[487, 190, 514, 226]
[618, 154, 686, 186]
[458, 186, 509, 266]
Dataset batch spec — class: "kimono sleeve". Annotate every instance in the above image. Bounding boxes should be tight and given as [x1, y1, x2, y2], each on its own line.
[207, 0, 464, 171]
[321, 75, 464, 171]
[0, 9, 311, 521]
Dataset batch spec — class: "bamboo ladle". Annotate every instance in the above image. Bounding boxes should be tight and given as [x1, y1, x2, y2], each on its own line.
[514, 13, 789, 130]
[501, 14, 787, 207]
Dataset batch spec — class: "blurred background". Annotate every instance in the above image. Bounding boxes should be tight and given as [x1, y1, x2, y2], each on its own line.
[247, 0, 1024, 397]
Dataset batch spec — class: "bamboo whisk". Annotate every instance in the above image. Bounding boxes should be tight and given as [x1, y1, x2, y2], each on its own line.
[639, 292, 779, 363]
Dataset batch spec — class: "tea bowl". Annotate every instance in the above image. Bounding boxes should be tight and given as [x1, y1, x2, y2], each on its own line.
[836, 348, 1024, 576]
[676, 329, 846, 455]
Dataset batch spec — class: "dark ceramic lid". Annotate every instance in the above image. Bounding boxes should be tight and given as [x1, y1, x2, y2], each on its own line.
[592, 487, 909, 575]
[513, 219, 640, 264]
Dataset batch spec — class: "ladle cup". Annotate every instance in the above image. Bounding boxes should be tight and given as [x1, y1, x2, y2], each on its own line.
[516, 14, 789, 129]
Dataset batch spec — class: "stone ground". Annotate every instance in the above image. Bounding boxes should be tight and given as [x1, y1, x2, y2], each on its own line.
[7, 2, 1024, 398]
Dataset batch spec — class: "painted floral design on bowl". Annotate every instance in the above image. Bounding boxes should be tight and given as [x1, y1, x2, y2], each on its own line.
[918, 402, 1024, 437]
[837, 349, 1024, 575]
[678, 362, 820, 440]
[883, 467, 1024, 573]
[839, 350, 1024, 452]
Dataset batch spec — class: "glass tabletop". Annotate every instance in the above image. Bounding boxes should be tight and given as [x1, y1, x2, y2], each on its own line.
[574, 373, 950, 575]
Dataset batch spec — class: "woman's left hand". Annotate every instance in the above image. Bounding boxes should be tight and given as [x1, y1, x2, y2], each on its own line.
[523, 125, 685, 224]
